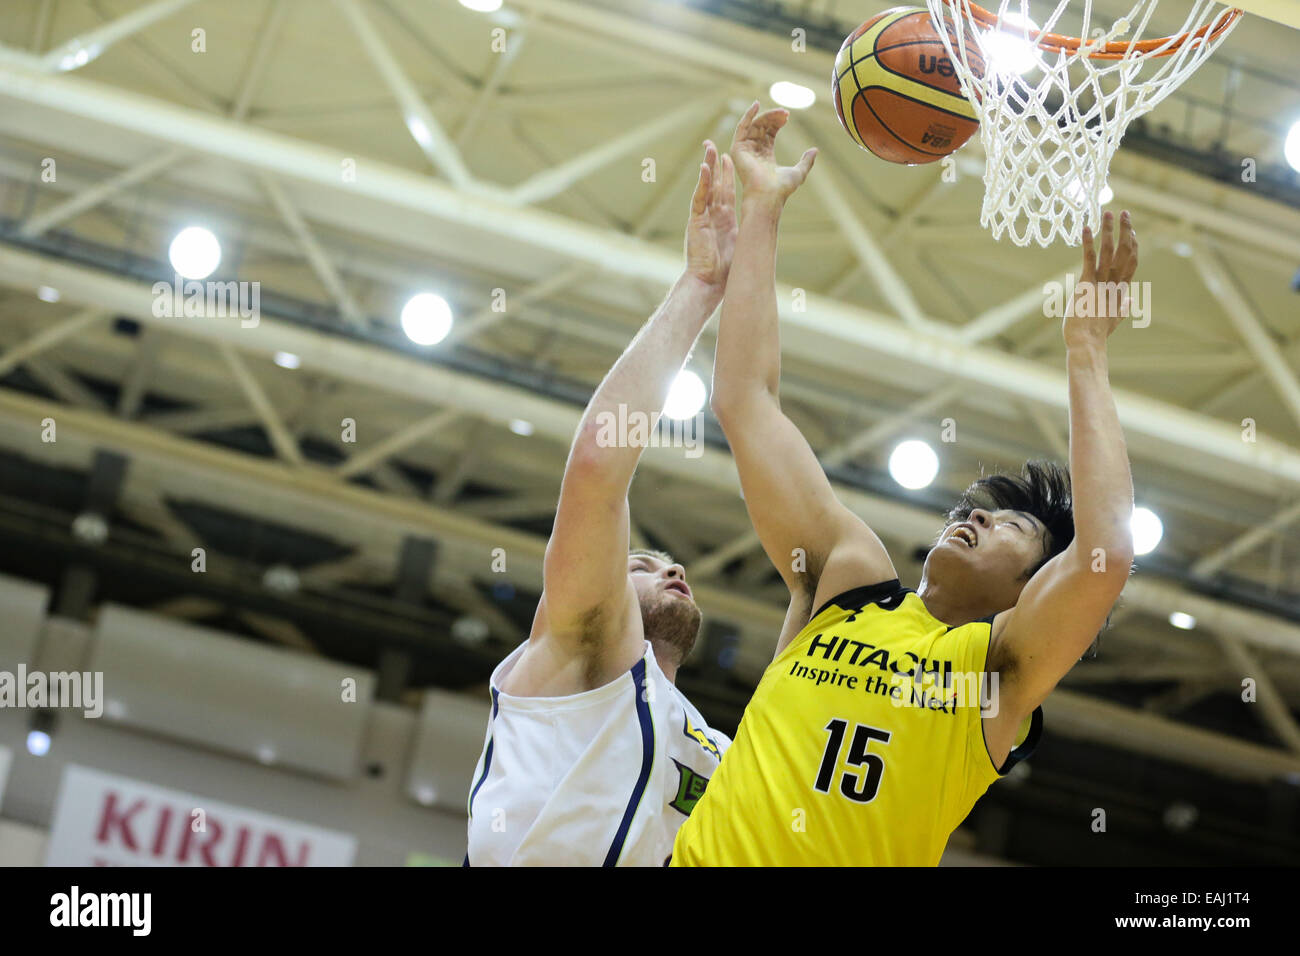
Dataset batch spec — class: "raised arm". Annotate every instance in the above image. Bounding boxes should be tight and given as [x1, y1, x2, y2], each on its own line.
[712, 104, 896, 640]
[540, 143, 736, 666]
[990, 211, 1139, 727]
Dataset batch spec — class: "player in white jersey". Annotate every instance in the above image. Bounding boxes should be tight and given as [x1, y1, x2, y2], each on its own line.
[465, 142, 737, 866]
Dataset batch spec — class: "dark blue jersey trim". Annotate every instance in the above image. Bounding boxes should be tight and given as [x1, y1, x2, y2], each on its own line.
[602, 658, 655, 867]
[467, 688, 501, 820]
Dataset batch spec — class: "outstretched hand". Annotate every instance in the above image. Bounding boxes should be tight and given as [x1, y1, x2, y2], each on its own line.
[1064, 210, 1140, 349]
[684, 140, 738, 291]
[730, 101, 817, 202]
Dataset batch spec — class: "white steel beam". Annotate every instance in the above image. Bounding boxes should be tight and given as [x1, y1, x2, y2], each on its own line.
[2, 225, 1299, 506]
[507, 99, 717, 206]
[799, 122, 936, 333]
[258, 173, 368, 330]
[956, 266, 1075, 345]
[455, 10, 533, 149]
[336, 408, 462, 479]
[1047, 688, 1300, 782]
[514, 0, 825, 92]
[331, 0, 473, 188]
[1192, 498, 1300, 579]
[443, 263, 588, 348]
[231, 0, 291, 121]
[1215, 634, 1300, 753]
[0, 308, 108, 374]
[218, 342, 304, 466]
[41, 0, 200, 72]
[18, 147, 184, 238]
[1193, 244, 1300, 431]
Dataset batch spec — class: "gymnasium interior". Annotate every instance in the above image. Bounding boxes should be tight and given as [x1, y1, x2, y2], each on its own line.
[0, 0, 1297, 866]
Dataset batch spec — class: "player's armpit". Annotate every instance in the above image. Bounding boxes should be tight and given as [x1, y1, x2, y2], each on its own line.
[988, 538, 1133, 718]
[772, 587, 815, 661]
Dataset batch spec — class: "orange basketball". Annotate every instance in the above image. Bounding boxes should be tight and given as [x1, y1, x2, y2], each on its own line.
[832, 6, 984, 165]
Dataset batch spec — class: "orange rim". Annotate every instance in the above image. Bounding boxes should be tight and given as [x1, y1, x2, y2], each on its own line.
[937, 1, 1243, 60]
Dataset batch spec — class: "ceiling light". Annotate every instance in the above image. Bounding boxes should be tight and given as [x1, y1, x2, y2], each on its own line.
[888, 439, 939, 490]
[1131, 506, 1163, 555]
[663, 370, 706, 421]
[400, 293, 454, 346]
[27, 730, 51, 756]
[1285, 118, 1300, 174]
[770, 81, 816, 109]
[168, 226, 221, 280]
[980, 10, 1042, 77]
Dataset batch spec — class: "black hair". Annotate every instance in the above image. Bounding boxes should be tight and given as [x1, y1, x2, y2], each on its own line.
[942, 460, 1117, 659]
[944, 459, 1075, 581]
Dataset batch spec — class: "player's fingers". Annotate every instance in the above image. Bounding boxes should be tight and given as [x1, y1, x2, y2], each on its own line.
[796, 147, 818, 181]
[733, 100, 760, 148]
[755, 108, 789, 140]
[1097, 210, 1115, 278]
[718, 152, 736, 204]
[1120, 211, 1139, 282]
[690, 162, 710, 215]
[1111, 210, 1131, 263]
[1080, 226, 1097, 281]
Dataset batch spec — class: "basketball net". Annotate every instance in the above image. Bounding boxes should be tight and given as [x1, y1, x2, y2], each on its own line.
[925, 1, 1243, 246]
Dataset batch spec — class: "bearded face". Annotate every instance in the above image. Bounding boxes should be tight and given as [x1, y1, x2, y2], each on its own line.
[628, 552, 701, 666]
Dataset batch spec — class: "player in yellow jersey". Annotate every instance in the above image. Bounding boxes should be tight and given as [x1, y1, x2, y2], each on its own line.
[672, 104, 1139, 866]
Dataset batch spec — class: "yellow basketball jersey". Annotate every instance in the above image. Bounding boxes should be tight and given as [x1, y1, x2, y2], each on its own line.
[671, 579, 1041, 867]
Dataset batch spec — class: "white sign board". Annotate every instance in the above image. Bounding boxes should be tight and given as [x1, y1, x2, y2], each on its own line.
[45, 765, 356, 866]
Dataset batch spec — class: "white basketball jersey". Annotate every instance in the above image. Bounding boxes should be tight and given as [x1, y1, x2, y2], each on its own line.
[465, 640, 731, 866]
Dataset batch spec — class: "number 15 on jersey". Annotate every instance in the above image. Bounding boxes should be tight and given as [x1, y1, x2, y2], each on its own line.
[815, 718, 892, 803]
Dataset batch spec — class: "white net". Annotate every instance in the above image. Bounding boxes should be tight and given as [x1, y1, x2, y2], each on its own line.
[925, 0, 1243, 246]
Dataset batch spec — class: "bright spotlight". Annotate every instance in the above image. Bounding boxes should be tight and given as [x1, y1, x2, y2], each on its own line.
[663, 370, 706, 421]
[26, 730, 51, 756]
[55, 41, 102, 72]
[509, 419, 535, 436]
[1286, 119, 1300, 174]
[888, 439, 939, 490]
[273, 351, 301, 370]
[459, 0, 503, 10]
[168, 226, 221, 280]
[1064, 178, 1113, 207]
[401, 293, 454, 346]
[770, 81, 816, 109]
[37, 286, 60, 303]
[1169, 611, 1197, 630]
[1131, 506, 1163, 555]
[980, 10, 1042, 76]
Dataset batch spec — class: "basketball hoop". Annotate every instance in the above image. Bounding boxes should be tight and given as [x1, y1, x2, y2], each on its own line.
[925, 1, 1244, 246]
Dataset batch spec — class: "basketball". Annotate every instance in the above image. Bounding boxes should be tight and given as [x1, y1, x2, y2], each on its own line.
[832, 5, 984, 165]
